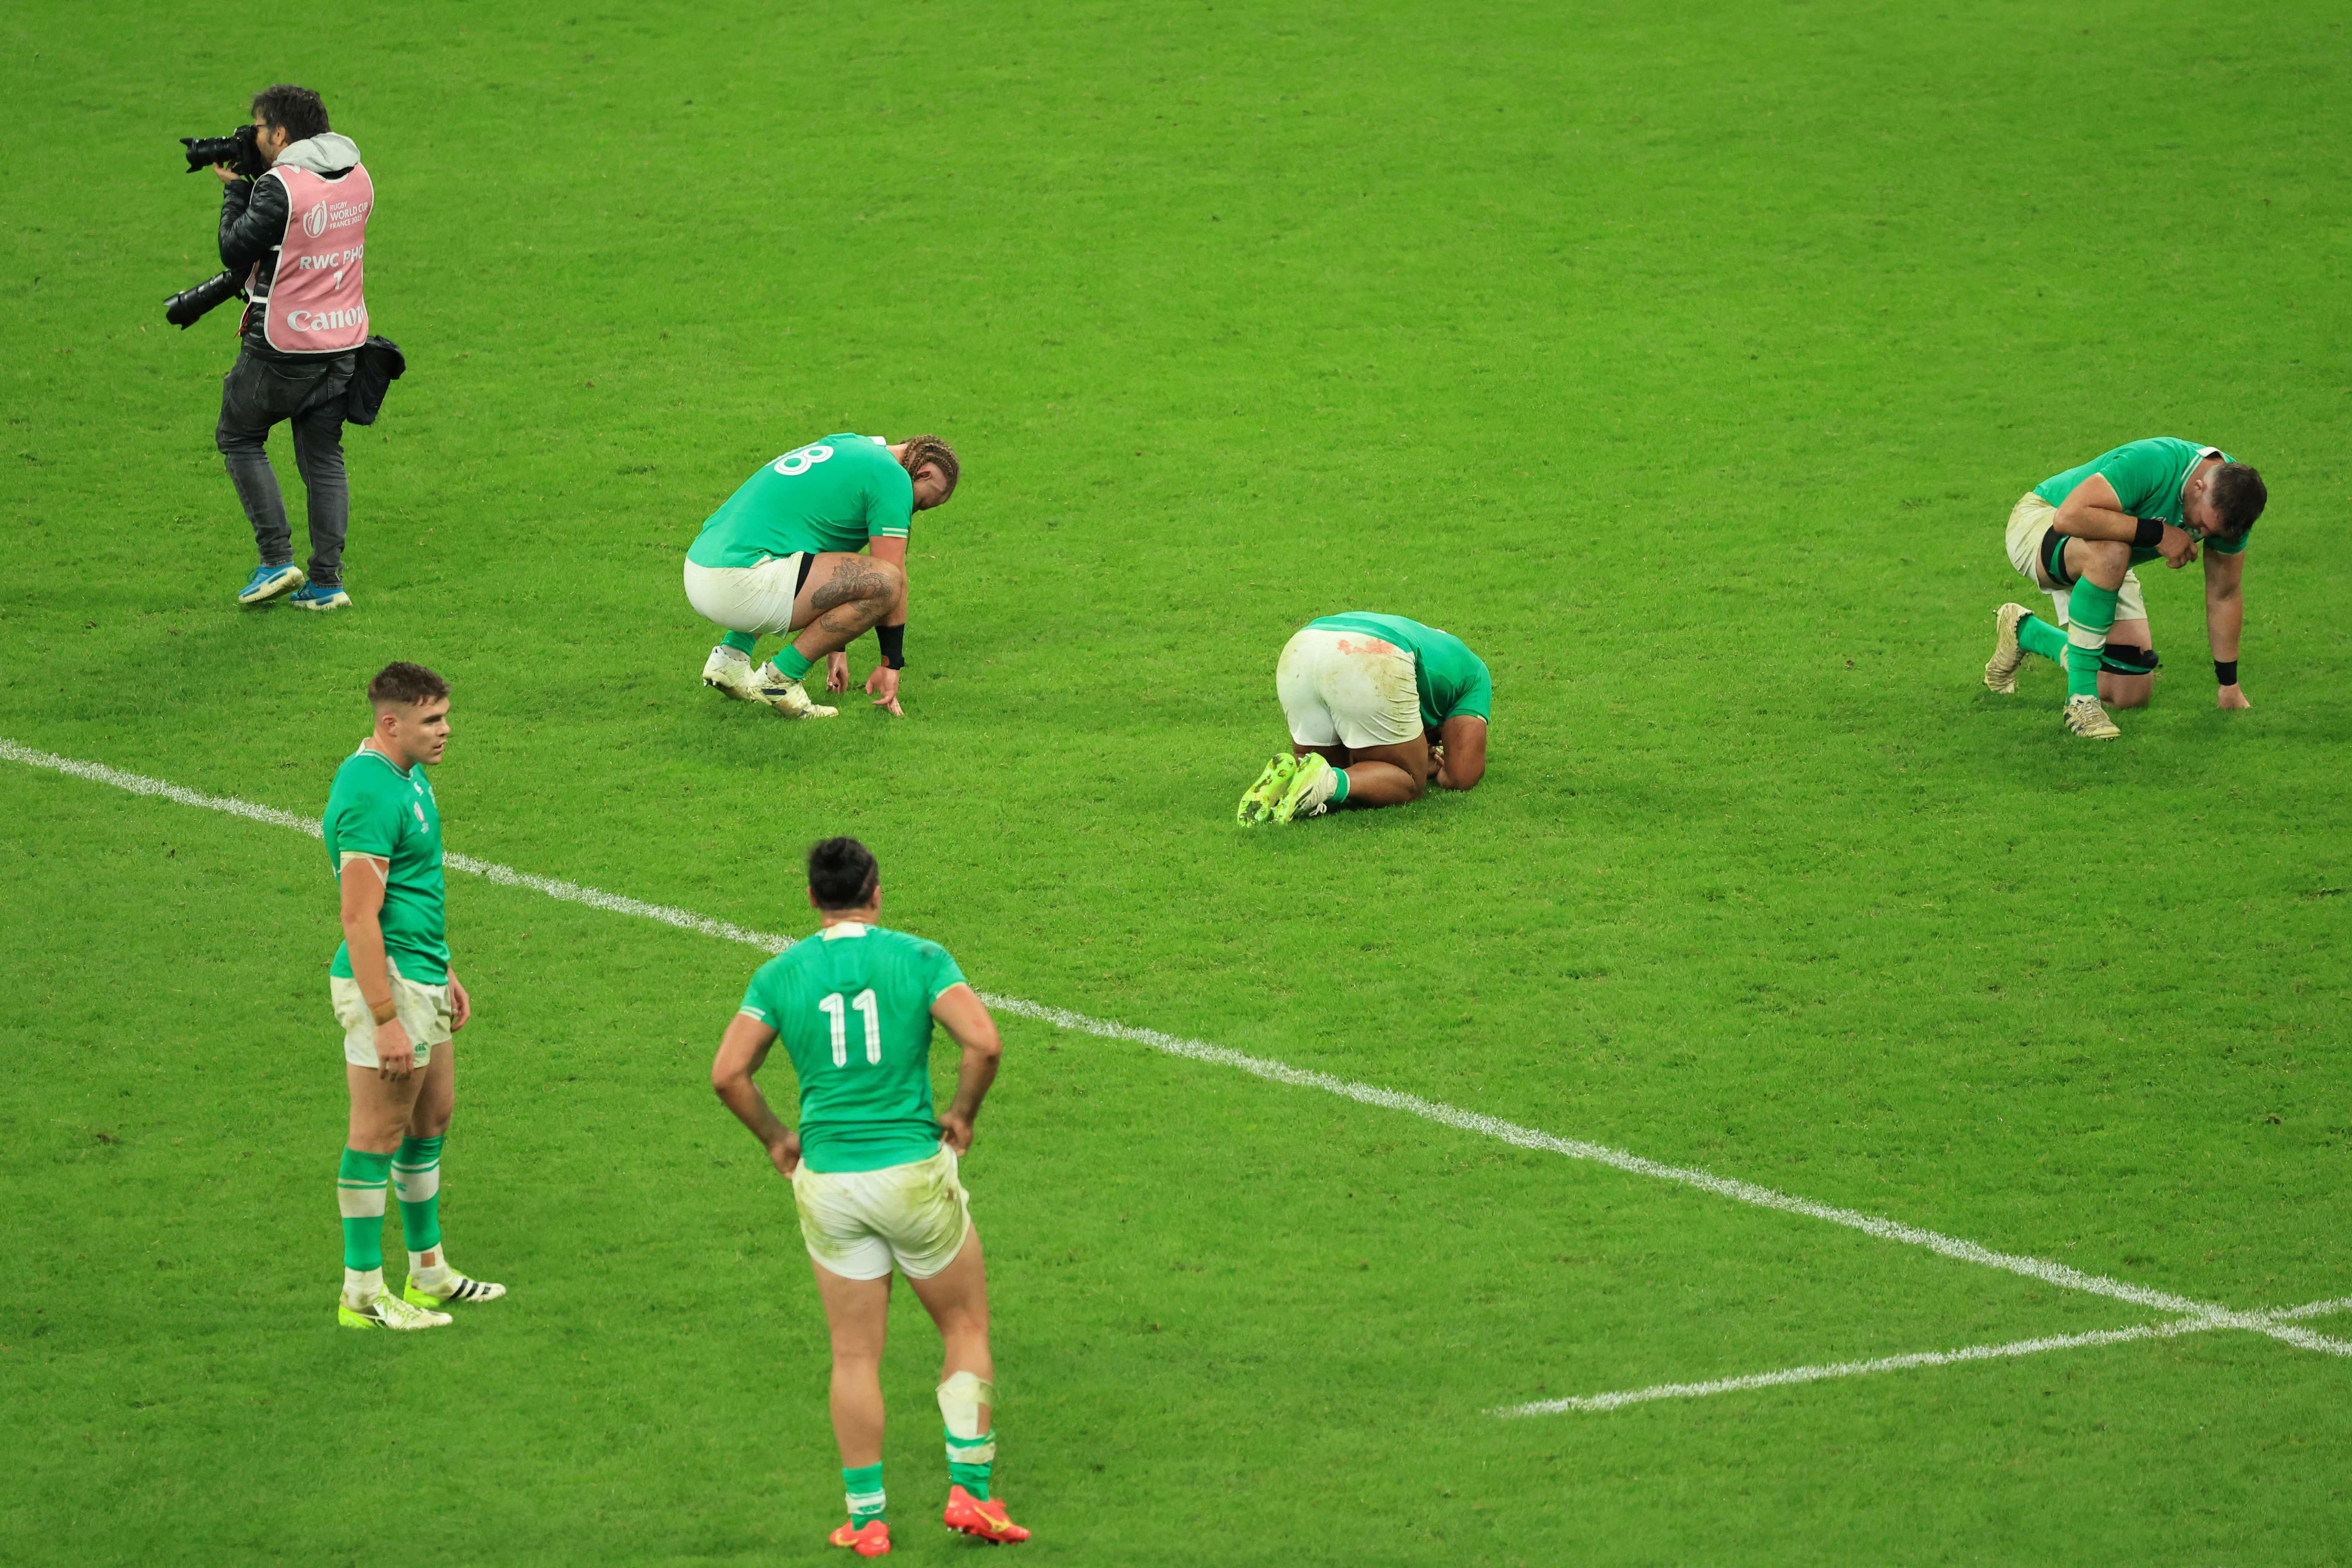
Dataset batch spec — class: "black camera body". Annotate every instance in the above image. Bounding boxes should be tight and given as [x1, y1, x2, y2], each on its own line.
[181, 125, 267, 180]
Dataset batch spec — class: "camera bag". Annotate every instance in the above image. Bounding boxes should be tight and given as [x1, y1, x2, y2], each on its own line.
[344, 335, 406, 426]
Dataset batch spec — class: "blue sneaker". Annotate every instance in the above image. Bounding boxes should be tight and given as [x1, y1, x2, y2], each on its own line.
[237, 563, 306, 606]
[287, 583, 352, 612]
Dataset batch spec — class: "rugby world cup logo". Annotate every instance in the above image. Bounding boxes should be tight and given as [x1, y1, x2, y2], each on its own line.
[303, 202, 329, 239]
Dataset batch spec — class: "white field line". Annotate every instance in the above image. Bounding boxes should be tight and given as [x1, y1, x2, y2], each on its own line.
[1497, 1296, 2352, 1417]
[7, 737, 2342, 1361]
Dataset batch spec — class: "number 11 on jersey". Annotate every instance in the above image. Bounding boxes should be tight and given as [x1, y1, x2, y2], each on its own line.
[819, 989, 882, 1067]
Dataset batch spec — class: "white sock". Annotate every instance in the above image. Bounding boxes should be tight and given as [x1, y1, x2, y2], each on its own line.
[409, 1249, 450, 1286]
[344, 1267, 384, 1308]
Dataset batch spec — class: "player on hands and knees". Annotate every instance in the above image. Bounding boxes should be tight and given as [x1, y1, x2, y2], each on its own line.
[1238, 611, 1492, 824]
[711, 838, 1031, 1556]
[1983, 438, 2264, 739]
[684, 434, 958, 720]
[323, 662, 506, 1330]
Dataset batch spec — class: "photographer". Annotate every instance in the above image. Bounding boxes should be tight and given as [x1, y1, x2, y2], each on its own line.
[212, 85, 372, 610]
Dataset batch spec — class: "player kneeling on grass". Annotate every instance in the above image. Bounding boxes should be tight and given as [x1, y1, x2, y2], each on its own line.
[711, 838, 1030, 1556]
[684, 434, 958, 720]
[323, 662, 505, 1330]
[1237, 611, 1490, 824]
[1982, 437, 2264, 740]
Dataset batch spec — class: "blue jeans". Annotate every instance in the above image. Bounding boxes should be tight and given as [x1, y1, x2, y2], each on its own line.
[215, 347, 355, 585]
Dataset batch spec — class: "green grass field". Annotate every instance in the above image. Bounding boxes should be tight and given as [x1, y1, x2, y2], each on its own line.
[6, 0, 2352, 1561]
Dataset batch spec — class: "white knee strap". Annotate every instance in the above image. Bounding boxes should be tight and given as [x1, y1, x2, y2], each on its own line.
[937, 1370, 995, 1441]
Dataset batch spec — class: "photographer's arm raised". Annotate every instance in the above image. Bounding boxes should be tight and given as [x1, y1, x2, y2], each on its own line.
[217, 173, 285, 274]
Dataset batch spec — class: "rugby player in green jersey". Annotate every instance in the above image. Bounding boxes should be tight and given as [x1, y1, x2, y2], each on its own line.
[685, 434, 958, 720]
[322, 663, 505, 1330]
[1982, 438, 2265, 739]
[710, 838, 1030, 1555]
[1237, 612, 1492, 824]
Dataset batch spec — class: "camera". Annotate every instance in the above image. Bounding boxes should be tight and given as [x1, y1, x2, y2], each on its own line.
[181, 125, 267, 179]
[164, 269, 246, 330]
[165, 128, 267, 328]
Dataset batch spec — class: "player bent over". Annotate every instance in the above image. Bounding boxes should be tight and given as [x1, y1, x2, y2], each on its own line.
[685, 434, 958, 720]
[711, 838, 1030, 1555]
[1238, 611, 1491, 824]
[323, 662, 505, 1329]
[1982, 438, 2264, 739]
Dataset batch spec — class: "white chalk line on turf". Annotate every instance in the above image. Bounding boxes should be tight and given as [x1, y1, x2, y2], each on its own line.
[9, 737, 2347, 1364]
[1496, 1296, 2352, 1417]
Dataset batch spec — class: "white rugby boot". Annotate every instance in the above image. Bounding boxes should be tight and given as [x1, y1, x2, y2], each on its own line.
[701, 645, 764, 701]
[1984, 602, 2032, 694]
[754, 662, 838, 719]
[337, 1287, 452, 1330]
[2063, 694, 2121, 740]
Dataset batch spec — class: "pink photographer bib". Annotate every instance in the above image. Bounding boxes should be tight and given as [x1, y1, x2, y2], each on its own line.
[256, 163, 373, 354]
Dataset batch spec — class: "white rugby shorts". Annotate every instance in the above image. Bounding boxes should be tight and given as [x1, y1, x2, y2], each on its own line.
[329, 958, 452, 1068]
[791, 1146, 973, 1281]
[683, 554, 811, 637]
[1276, 626, 1421, 749]
[2003, 492, 2147, 629]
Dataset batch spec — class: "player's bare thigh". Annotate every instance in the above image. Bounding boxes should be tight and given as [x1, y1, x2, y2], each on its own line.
[790, 552, 903, 631]
[2101, 617, 2155, 709]
[346, 1062, 427, 1151]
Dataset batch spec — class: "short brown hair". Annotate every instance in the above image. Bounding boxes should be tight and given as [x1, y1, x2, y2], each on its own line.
[897, 434, 959, 504]
[250, 85, 330, 142]
[2208, 462, 2266, 539]
[368, 662, 449, 708]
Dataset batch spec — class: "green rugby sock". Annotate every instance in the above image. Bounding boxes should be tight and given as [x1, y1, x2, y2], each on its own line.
[720, 630, 758, 658]
[391, 1134, 444, 1253]
[2063, 580, 2119, 700]
[843, 1463, 885, 1526]
[772, 646, 815, 682]
[1330, 768, 1351, 803]
[2017, 614, 2068, 663]
[337, 1146, 392, 1271]
[946, 1430, 995, 1501]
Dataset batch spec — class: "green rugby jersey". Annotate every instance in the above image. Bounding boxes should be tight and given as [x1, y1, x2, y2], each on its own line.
[2032, 437, 2251, 566]
[737, 922, 970, 1174]
[1308, 612, 1494, 727]
[323, 744, 449, 985]
[687, 434, 913, 569]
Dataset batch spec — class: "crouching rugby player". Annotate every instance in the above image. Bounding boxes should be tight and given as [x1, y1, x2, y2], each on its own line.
[1982, 437, 2265, 739]
[685, 434, 958, 720]
[323, 662, 505, 1329]
[711, 838, 1030, 1556]
[1238, 611, 1491, 824]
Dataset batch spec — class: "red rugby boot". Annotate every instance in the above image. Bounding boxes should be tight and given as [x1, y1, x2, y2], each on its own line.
[943, 1485, 1030, 1544]
[828, 1518, 891, 1556]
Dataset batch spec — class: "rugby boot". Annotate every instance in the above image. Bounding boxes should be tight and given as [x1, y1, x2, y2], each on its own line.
[828, 1519, 891, 1557]
[2063, 694, 2121, 740]
[942, 1486, 1029, 1544]
[701, 644, 765, 701]
[337, 1288, 452, 1331]
[1235, 754, 1300, 825]
[754, 662, 838, 719]
[1270, 753, 1340, 823]
[1983, 602, 2031, 694]
[404, 1268, 507, 1308]
[237, 562, 306, 606]
[287, 582, 352, 612]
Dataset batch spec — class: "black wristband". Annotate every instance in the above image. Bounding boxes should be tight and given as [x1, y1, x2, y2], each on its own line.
[2215, 659, 2238, 687]
[2133, 517, 2164, 549]
[876, 624, 905, 670]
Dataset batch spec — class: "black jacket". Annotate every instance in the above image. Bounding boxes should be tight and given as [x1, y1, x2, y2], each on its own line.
[217, 157, 361, 361]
